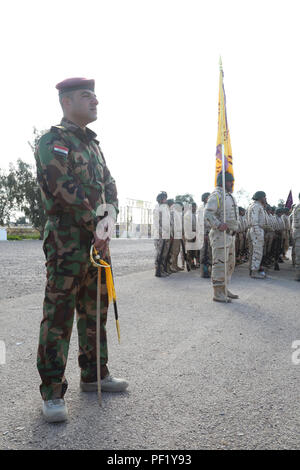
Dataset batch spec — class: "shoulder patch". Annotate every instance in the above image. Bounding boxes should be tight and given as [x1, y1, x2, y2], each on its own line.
[53, 145, 69, 157]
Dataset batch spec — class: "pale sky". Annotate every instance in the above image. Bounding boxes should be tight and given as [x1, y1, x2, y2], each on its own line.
[1, 0, 299, 209]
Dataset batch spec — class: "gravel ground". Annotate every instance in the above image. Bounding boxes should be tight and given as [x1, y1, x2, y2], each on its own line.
[0, 239, 154, 301]
[1, 240, 300, 450]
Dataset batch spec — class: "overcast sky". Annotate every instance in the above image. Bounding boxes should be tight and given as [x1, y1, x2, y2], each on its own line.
[1, 0, 299, 208]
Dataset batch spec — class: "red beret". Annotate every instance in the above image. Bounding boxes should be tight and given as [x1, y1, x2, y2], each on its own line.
[56, 77, 95, 94]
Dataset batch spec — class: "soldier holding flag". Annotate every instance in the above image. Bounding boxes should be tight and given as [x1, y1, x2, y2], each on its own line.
[205, 172, 239, 302]
[205, 59, 238, 302]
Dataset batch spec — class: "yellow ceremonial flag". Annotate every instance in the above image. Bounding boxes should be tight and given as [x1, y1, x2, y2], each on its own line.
[215, 58, 234, 188]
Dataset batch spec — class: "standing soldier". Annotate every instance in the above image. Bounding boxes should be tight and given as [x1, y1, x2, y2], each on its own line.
[169, 201, 184, 271]
[247, 191, 267, 279]
[274, 208, 285, 269]
[291, 194, 300, 281]
[184, 202, 203, 269]
[35, 78, 128, 423]
[153, 191, 171, 277]
[204, 172, 239, 303]
[264, 205, 276, 266]
[282, 208, 291, 260]
[199, 193, 211, 278]
[166, 199, 178, 273]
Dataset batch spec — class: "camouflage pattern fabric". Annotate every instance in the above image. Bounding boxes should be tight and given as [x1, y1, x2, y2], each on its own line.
[35, 118, 118, 400]
[154, 239, 171, 272]
[292, 203, 300, 271]
[248, 227, 264, 271]
[205, 188, 238, 286]
[209, 231, 236, 286]
[170, 239, 181, 269]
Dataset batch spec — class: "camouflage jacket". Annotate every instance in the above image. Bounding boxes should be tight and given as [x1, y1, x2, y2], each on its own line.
[292, 203, 300, 237]
[204, 187, 238, 232]
[35, 118, 118, 233]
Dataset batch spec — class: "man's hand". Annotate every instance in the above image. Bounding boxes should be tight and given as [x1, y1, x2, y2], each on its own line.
[93, 232, 109, 258]
[218, 223, 228, 232]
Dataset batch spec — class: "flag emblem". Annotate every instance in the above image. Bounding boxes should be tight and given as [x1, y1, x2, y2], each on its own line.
[54, 145, 69, 156]
[215, 59, 234, 188]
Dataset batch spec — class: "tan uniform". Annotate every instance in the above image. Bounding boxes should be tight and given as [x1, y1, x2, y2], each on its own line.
[282, 213, 291, 256]
[204, 187, 238, 286]
[247, 201, 266, 271]
[170, 205, 183, 270]
[291, 204, 300, 272]
[263, 211, 274, 260]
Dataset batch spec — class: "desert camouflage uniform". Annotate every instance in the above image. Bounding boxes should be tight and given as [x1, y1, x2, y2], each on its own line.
[204, 188, 238, 286]
[247, 201, 266, 272]
[291, 203, 300, 274]
[35, 118, 118, 400]
[282, 212, 291, 256]
[170, 204, 183, 270]
[199, 203, 212, 273]
[263, 210, 274, 262]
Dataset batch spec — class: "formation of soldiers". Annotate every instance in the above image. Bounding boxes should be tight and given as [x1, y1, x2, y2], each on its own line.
[154, 184, 300, 293]
[153, 192, 211, 278]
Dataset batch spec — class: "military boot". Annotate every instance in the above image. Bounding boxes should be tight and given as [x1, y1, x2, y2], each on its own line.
[42, 399, 68, 423]
[213, 286, 232, 303]
[295, 271, 300, 281]
[226, 288, 239, 299]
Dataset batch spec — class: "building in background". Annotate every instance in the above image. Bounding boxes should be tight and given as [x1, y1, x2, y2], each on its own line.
[117, 198, 154, 238]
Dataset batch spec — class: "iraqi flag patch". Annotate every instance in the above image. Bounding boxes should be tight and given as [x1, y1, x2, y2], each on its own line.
[54, 145, 69, 157]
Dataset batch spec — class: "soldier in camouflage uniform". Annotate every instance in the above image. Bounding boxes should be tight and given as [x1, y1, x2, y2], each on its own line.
[204, 172, 239, 303]
[199, 192, 212, 278]
[291, 194, 300, 280]
[35, 78, 128, 423]
[247, 191, 267, 279]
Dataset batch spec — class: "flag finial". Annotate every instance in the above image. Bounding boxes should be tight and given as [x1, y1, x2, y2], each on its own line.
[219, 56, 223, 71]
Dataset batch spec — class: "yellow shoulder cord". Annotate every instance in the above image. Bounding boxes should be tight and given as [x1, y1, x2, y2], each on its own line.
[90, 245, 121, 343]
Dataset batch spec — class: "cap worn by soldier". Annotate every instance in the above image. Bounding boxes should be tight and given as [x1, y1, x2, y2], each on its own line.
[238, 206, 245, 214]
[275, 208, 283, 215]
[56, 77, 95, 94]
[216, 172, 234, 187]
[252, 191, 266, 201]
[167, 198, 175, 207]
[156, 191, 168, 203]
[201, 192, 210, 202]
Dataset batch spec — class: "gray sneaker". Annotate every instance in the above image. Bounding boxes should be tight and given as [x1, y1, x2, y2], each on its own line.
[80, 375, 129, 393]
[251, 270, 266, 279]
[42, 398, 68, 423]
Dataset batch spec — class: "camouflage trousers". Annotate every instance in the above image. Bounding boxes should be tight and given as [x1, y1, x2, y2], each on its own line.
[249, 227, 264, 271]
[37, 219, 109, 400]
[200, 237, 212, 266]
[170, 239, 181, 269]
[154, 239, 171, 272]
[209, 230, 236, 286]
[264, 231, 274, 258]
[294, 236, 300, 271]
